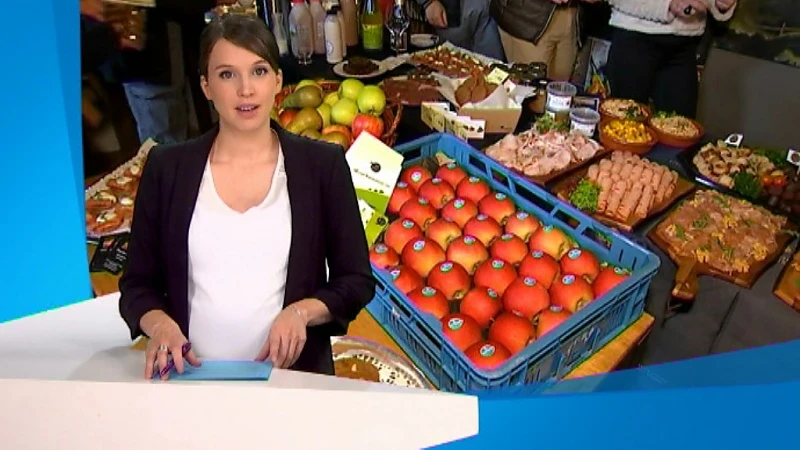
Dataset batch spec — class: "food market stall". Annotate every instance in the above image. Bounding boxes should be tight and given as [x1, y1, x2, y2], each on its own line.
[83, 37, 800, 392]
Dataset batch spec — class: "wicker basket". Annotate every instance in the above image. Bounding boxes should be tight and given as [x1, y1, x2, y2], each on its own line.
[275, 80, 403, 148]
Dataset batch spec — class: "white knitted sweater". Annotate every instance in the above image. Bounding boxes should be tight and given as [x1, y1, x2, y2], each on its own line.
[608, 0, 737, 36]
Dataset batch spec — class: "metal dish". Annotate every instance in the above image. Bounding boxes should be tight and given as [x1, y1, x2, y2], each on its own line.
[331, 336, 434, 389]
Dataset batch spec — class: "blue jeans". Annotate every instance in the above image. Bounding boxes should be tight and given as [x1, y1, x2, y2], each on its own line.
[123, 81, 189, 145]
[436, 0, 506, 62]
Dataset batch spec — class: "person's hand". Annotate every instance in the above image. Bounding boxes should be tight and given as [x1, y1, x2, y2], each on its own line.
[670, 0, 707, 18]
[425, 0, 448, 29]
[143, 314, 200, 380]
[551, 0, 570, 4]
[255, 305, 308, 369]
[80, 0, 105, 22]
[715, 0, 735, 12]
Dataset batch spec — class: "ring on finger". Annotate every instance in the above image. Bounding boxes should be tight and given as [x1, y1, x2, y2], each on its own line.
[157, 344, 169, 353]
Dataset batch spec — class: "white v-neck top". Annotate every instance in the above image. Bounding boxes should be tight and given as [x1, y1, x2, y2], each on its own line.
[186, 146, 292, 360]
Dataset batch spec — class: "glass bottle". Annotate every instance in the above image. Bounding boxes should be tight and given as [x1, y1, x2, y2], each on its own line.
[360, 0, 383, 52]
[386, 0, 408, 53]
[288, 0, 313, 65]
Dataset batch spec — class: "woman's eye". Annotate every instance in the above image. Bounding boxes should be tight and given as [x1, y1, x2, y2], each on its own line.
[254, 66, 269, 76]
[218, 70, 233, 79]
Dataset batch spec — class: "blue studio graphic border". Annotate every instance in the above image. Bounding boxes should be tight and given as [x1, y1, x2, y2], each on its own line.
[0, 2, 798, 449]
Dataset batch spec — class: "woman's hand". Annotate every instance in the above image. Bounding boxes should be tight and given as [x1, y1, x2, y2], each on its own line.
[715, 0, 735, 12]
[141, 311, 200, 380]
[424, 1, 447, 29]
[256, 305, 309, 369]
[670, 0, 707, 17]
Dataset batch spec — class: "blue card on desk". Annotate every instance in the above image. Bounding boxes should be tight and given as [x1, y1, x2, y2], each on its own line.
[157, 361, 273, 381]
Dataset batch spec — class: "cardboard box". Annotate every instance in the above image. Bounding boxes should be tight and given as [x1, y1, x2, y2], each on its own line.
[433, 74, 528, 134]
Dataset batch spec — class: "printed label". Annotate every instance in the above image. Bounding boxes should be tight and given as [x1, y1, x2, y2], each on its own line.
[375, 244, 388, 254]
[432, 177, 443, 184]
[418, 198, 430, 205]
[487, 288, 498, 298]
[362, 23, 383, 50]
[477, 214, 488, 220]
[501, 233, 514, 241]
[479, 344, 496, 357]
[464, 236, 476, 245]
[495, 193, 507, 200]
[547, 93, 572, 111]
[523, 277, 536, 286]
[562, 274, 575, 285]
[516, 211, 529, 220]
[390, 269, 401, 280]
[440, 262, 453, 273]
[447, 317, 464, 331]
[491, 260, 505, 269]
[454, 199, 465, 209]
[568, 249, 582, 260]
[447, 162, 457, 169]
[422, 286, 436, 297]
[614, 267, 629, 275]
[410, 171, 423, 183]
[469, 176, 480, 183]
[413, 240, 425, 251]
[532, 250, 544, 258]
[543, 225, 554, 232]
[397, 181, 408, 189]
[402, 219, 415, 229]
[570, 121, 596, 137]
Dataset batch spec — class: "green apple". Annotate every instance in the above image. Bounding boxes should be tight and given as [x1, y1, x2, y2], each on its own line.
[297, 79, 320, 90]
[316, 103, 332, 128]
[338, 79, 365, 101]
[357, 85, 387, 115]
[330, 98, 359, 126]
[323, 92, 340, 106]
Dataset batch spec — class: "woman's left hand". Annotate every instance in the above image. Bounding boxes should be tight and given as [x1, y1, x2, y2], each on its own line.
[255, 306, 308, 368]
[715, 0, 735, 12]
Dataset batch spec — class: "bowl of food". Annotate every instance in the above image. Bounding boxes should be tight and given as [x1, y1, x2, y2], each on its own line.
[599, 98, 651, 122]
[648, 111, 705, 148]
[599, 118, 658, 154]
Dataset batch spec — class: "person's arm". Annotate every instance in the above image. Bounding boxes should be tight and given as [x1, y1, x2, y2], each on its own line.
[608, 0, 674, 24]
[118, 148, 170, 340]
[304, 147, 376, 330]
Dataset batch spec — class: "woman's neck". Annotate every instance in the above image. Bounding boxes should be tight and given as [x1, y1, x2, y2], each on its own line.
[212, 122, 278, 163]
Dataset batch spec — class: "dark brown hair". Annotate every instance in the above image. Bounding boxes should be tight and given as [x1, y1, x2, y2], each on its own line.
[198, 14, 281, 78]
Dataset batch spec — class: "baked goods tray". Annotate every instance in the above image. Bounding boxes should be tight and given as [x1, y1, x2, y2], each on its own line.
[552, 159, 696, 232]
[331, 336, 434, 389]
[647, 189, 797, 301]
[407, 41, 503, 77]
[84, 138, 158, 241]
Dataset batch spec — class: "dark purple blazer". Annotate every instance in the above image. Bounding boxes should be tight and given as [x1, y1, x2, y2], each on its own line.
[118, 123, 376, 375]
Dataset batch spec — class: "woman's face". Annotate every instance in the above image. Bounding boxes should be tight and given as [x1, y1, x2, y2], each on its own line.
[201, 39, 282, 133]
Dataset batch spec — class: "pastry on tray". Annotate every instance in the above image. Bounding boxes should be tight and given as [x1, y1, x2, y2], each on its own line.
[87, 208, 125, 235]
[86, 190, 118, 211]
[124, 161, 144, 179]
[107, 175, 138, 194]
[117, 194, 136, 213]
[334, 356, 381, 382]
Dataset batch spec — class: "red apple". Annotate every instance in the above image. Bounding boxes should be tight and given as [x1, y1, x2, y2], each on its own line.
[459, 287, 502, 328]
[560, 248, 601, 282]
[279, 109, 298, 128]
[465, 340, 511, 370]
[593, 266, 631, 298]
[387, 181, 415, 215]
[427, 261, 472, 301]
[400, 165, 432, 192]
[446, 235, 489, 274]
[502, 276, 550, 320]
[384, 218, 423, 255]
[478, 192, 517, 225]
[370, 243, 399, 269]
[535, 305, 571, 338]
[550, 274, 595, 313]
[401, 237, 446, 278]
[528, 225, 574, 260]
[441, 198, 479, 229]
[351, 113, 385, 140]
[489, 233, 529, 266]
[436, 162, 468, 189]
[388, 265, 423, 294]
[417, 177, 456, 209]
[463, 214, 503, 247]
[441, 313, 483, 351]
[505, 211, 541, 242]
[425, 218, 462, 250]
[407, 286, 450, 319]
[473, 258, 518, 297]
[456, 176, 492, 204]
[518, 250, 561, 289]
[399, 197, 438, 230]
[489, 312, 535, 355]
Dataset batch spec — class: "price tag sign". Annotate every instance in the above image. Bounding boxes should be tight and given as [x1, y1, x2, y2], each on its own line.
[724, 133, 744, 148]
[486, 67, 509, 85]
[786, 148, 800, 173]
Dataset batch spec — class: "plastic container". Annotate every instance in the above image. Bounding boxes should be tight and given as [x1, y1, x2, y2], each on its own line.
[365, 133, 661, 393]
[309, 0, 327, 55]
[288, 0, 314, 64]
[545, 81, 577, 120]
[324, 7, 344, 63]
[569, 107, 601, 137]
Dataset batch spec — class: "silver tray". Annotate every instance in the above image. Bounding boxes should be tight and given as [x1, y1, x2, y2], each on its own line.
[331, 336, 433, 390]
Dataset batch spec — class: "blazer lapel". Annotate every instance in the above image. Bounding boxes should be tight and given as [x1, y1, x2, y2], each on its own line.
[172, 128, 217, 331]
[277, 125, 313, 308]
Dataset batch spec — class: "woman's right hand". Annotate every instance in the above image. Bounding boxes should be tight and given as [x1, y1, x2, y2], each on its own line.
[141, 311, 201, 380]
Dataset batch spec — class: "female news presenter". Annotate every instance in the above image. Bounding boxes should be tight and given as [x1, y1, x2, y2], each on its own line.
[118, 14, 375, 380]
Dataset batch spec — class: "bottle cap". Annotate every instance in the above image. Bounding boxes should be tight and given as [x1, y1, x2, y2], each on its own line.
[327, 5, 339, 14]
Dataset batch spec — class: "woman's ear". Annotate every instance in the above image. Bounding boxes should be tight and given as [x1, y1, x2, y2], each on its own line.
[200, 75, 211, 100]
[275, 70, 283, 94]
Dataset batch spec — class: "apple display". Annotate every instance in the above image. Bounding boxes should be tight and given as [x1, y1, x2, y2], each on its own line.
[384, 218, 423, 254]
[441, 313, 483, 352]
[488, 312, 535, 355]
[528, 224, 574, 260]
[478, 192, 516, 225]
[435, 162, 468, 189]
[356, 85, 387, 115]
[535, 305, 571, 338]
[417, 177, 456, 209]
[369, 243, 399, 269]
[455, 176, 492, 204]
[330, 98, 359, 126]
[463, 214, 503, 247]
[550, 274, 595, 313]
[388, 265, 424, 294]
[502, 276, 550, 320]
[465, 341, 511, 370]
[593, 265, 631, 298]
[504, 211, 541, 242]
[407, 286, 450, 319]
[517, 250, 561, 289]
[425, 218, 462, 250]
[459, 286, 502, 328]
[446, 235, 489, 274]
[489, 233, 529, 266]
[560, 248, 601, 282]
[399, 197, 438, 230]
[473, 258, 517, 297]
[387, 181, 415, 215]
[400, 165, 433, 192]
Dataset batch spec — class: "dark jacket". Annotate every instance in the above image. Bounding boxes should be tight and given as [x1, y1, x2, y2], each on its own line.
[116, 0, 215, 86]
[490, 0, 584, 46]
[118, 123, 376, 376]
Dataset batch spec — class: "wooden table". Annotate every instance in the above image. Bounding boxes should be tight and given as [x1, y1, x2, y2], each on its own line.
[87, 243, 654, 382]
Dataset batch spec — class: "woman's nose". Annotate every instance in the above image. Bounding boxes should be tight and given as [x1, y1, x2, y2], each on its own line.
[238, 76, 255, 97]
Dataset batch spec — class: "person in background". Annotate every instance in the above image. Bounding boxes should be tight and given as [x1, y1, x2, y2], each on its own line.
[605, 0, 737, 118]
[118, 15, 375, 379]
[418, 0, 506, 61]
[490, 0, 595, 81]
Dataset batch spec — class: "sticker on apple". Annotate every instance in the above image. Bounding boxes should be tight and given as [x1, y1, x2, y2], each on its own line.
[562, 274, 575, 285]
[464, 236, 476, 245]
[413, 240, 426, 251]
[440, 262, 453, 273]
[390, 269, 401, 280]
[447, 317, 464, 331]
[480, 344, 496, 357]
[454, 199, 465, 209]
[422, 287, 436, 297]
[402, 220, 415, 229]
[532, 250, 544, 259]
[523, 277, 536, 286]
[568, 249, 582, 260]
[491, 260, 505, 269]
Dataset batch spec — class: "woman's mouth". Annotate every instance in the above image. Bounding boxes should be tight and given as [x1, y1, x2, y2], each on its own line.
[236, 104, 259, 112]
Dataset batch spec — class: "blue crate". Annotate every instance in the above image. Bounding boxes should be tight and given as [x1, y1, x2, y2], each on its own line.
[366, 133, 661, 393]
